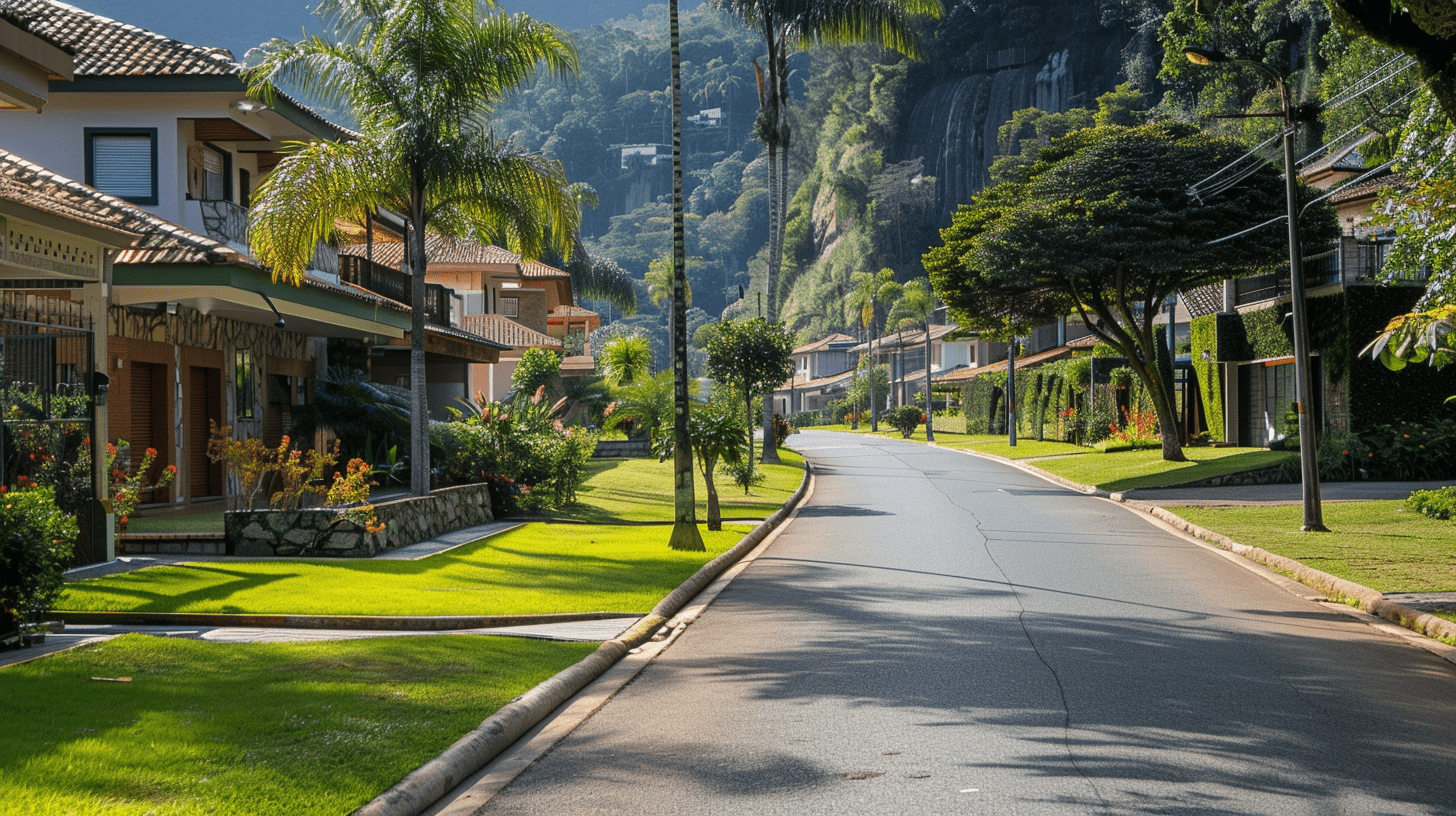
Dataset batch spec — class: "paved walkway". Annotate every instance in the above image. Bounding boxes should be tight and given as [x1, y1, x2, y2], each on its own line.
[1120, 479, 1453, 505]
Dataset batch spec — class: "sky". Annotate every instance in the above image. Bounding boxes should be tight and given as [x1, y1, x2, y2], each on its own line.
[67, 0, 705, 61]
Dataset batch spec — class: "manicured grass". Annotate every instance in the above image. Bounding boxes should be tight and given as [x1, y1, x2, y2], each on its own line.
[0, 633, 594, 816]
[550, 449, 804, 524]
[125, 511, 225, 534]
[57, 522, 751, 616]
[1169, 501, 1456, 594]
[948, 437, 1094, 460]
[1035, 447, 1294, 491]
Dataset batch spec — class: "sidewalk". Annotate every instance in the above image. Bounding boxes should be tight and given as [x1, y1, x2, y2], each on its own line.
[1120, 479, 1453, 506]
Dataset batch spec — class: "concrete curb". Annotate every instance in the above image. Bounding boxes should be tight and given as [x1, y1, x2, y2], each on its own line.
[54, 611, 639, 632]
[351, 458, 815, 816]
[933, 439, 1456, 648]
[1116, 498, 1456, 645]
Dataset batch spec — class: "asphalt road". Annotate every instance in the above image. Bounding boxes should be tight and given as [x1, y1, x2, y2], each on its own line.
[468, 430, 1456, 815]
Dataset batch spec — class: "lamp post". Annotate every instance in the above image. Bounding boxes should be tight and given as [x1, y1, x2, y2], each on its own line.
[1184, 46, 1327, 532]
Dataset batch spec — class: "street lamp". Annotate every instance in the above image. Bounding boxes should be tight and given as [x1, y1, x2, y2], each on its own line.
[1185, 45, 1327, 532]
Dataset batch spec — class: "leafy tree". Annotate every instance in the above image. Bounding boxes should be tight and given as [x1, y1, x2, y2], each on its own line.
[845, 360, 889, 425]
[1326, 0, 1456, 122]
[1364, 303, 1456, 373]
[600, 335, 654, 387]
[705, 317, 795, 484]
[710, 0, 942, 461]
[924, 122, 1337, 462]
[511, 348, 563, 397]
[688, 402, 746, 530]
[1372, 89, 1456, 307]
[886, 277, 939, 440]
[244, 0, 581, 496]
[606, 372, 694, 445]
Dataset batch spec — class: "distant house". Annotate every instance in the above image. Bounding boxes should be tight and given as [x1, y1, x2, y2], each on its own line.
[340, 232, 600, 406]
[773, 333, 856, 415]
[1179, 141, 1455, 448]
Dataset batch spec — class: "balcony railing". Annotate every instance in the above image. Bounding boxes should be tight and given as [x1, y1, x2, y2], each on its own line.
[1233, 237, 1423, 308]
[339, 254, 450, 326]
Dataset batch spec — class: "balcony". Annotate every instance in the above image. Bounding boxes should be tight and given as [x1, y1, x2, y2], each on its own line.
[1233, 237, 1424, 308]
[339, 254, 450, 327]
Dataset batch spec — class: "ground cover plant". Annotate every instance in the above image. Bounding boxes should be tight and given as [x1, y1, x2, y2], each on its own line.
[1169, 501, 1456, 594]
[125, 511, 226, 534]
[549, 450, 804, 524]
[1037, 447, 1292, 491]
[0, 633, 594, 816]
[57, 523, 751, 617]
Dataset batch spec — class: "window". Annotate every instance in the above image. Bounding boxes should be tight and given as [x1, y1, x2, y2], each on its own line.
[201, 144, 232, 201]
[500, 296, 519, 318]
[85, 128, 158, 204]
[239, 168, 252, 207]
[234, 350, 255, 419]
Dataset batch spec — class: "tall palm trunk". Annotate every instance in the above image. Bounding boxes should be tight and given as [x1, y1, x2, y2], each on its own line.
[667, 0, 704, 552]
[923, 324, 934, 442]
[408, 178, 431, 497]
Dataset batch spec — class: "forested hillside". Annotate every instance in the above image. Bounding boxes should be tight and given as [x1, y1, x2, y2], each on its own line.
[500, 0, 1417, 343]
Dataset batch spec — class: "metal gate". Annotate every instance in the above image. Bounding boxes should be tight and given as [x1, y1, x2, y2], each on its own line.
[0, 317, 101, 565]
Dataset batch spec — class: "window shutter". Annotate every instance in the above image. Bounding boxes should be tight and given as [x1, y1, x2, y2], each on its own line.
[92, 134, 153, 199]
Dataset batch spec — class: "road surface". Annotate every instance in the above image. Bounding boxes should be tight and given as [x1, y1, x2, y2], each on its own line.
[465, 430, 1456, 815]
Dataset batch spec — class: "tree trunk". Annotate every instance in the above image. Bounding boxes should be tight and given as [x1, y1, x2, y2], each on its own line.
[744, 388, 755, 494]
[702, 456, 721, 531]
[667, 0, 703, 552]
[407, 186, 431, 497]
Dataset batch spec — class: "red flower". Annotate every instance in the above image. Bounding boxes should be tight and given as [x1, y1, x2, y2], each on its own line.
[145, 447, 158, 458]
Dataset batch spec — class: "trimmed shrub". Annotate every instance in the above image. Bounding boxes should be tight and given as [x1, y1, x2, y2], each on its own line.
[0, 486, 77, 641]
[887, 405, 925, 438]
[1407, 486, 1456, 520]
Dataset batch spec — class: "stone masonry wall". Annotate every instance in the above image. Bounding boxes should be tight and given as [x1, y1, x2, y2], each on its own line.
[225, 482, 495, 557]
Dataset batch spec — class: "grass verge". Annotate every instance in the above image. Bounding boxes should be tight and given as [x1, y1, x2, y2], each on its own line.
[550, 449, 803, 524]
[126, 512, 225, 534]
[57, 523, 751, 616]
[1036, 447, 1293, 491]
[1169, 501, 1456, 594]
[0, 633, 594, 816]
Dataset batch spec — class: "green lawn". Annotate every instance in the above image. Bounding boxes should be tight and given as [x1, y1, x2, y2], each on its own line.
[1036, 447, 1293, 491]
[550, 449, 804, 524]
[58, 522, 750, 617]
[1170, 501, 1456, 594]
[126, 512, 225, 534]
[0, 634, 594, 816]
[946, 437, 1094, 460]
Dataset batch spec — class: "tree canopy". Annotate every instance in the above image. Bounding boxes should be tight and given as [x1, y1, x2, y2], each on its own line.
[1327, 0, 1456, 122]
[924, 121, 1337, 461]
[704, 317, 794, 476]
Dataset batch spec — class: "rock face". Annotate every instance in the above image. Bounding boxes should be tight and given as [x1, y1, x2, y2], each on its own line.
[898, 2, 1163, 223]
[224, 483, 496, 558]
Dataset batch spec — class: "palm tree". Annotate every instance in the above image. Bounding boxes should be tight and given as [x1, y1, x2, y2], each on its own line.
[887, 277, 938, 441]
[848, 268, 900, 432]
[667, 0, 704, 551]
[243, 0, 581, 497]
[710, 0, 942, 458]
[600, 335, 654, 387]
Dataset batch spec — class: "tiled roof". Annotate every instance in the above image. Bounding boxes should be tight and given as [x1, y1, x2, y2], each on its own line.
[0, 0, 237, 76]
[851, 323, 957, 353]
[1327, 170, 1400, 205]
[339, 234, 521, 267]
[521, 258, 570, 279]
[459, 313, 562, 350]
[549, 304, 599, 320]
[1, 145, 228, 251]
[935, 344, 1077, 384]
[777, 368, 854, 392]
[793, 333, 855, 355]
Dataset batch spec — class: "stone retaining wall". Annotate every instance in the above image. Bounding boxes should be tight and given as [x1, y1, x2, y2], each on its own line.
[225, 483, 495, 557]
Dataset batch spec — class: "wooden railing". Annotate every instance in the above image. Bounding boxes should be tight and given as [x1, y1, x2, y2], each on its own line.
[339, 255, 451, 326]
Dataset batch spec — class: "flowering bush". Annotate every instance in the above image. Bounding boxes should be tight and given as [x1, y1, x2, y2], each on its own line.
[207, 424, 382, 544]
[1107, 405, 1160, 449]
[0, 485, 77, 642]
[106, 441, 178, 532]
[1359, 420, 1456, 481]
[431, 386, 598, 513]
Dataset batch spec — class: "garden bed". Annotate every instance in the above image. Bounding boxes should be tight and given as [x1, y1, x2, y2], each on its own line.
[226, 482, 495, 557]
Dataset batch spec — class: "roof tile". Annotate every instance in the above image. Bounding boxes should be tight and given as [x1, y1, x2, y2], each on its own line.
[0, 0, 238, 76]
